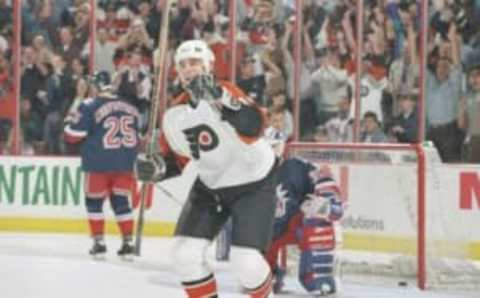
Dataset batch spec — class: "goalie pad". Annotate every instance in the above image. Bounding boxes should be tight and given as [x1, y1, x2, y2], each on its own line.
[296, 219, 337, 296]
[297, 220, 335, 251]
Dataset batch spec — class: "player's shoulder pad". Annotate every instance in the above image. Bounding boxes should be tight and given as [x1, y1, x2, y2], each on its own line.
[213, 81, 264, 138]
[218, 80, 253, 105]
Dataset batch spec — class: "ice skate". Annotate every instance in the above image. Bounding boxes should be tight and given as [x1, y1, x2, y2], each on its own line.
[117, 239, 134, 261]
[89, 239, 106, 260]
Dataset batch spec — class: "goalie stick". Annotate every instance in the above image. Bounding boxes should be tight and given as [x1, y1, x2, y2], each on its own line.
[134, 0, 173, 256]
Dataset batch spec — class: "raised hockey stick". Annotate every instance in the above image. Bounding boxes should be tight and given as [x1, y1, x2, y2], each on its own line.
[134, 0, 173, 256]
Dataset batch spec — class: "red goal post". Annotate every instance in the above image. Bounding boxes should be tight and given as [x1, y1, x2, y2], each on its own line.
[281, 142, 480, 292]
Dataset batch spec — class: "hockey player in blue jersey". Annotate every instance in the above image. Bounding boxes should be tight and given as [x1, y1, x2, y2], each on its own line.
[265, 137, 344, 297]
[64, 71, 140, 259]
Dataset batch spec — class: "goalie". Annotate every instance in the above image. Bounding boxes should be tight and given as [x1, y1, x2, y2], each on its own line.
[265, 137, 344, 297]
[135, 39, 277, 298]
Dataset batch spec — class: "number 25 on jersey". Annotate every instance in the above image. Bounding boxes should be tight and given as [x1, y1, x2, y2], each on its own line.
[103, 115, 137, 149]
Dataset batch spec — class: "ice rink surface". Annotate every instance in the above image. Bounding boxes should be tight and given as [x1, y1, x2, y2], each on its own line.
[0, 233, 476, 298]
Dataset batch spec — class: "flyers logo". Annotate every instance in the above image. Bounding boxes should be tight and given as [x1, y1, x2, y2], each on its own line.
[182, 124, 219, 159]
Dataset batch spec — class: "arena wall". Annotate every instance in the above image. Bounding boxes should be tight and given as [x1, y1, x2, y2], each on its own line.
[1, 157, 479, 259]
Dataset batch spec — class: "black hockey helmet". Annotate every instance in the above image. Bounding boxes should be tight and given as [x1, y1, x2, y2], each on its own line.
[91, 71, 113, 93]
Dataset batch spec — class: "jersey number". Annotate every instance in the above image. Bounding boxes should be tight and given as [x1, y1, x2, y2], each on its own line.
[103, 116, 137, 149]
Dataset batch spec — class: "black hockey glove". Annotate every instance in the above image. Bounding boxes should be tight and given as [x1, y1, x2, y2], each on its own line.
[134, 153, 166, 182]
[186, 74, 223, 107]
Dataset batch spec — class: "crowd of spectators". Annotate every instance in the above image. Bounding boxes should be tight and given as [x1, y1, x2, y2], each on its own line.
[0, 0, 13, 153]
[1, 0, 480, 163]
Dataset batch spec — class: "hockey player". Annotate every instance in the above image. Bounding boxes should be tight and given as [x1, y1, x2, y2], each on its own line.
[64, 71, 139, 259]
[135, 39, 278, 297]
[265, 136, 344, 297]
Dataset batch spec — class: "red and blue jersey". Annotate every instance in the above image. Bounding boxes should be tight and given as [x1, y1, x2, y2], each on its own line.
[64, 96, 140, 172]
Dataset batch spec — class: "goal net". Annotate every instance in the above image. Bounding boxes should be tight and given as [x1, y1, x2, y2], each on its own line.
[282, 142, 480, 293]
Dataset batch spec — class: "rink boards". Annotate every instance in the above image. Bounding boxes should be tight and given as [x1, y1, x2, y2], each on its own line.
[1, 156, 480, 260]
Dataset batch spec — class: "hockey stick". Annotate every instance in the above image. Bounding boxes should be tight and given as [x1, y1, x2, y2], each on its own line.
[155, 183, 184, 206]
[134, 0, 173, 256]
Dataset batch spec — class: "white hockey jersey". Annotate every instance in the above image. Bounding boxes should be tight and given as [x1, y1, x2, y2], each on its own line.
[160, 81, 275, 189]
[349, 76, 388, 123]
